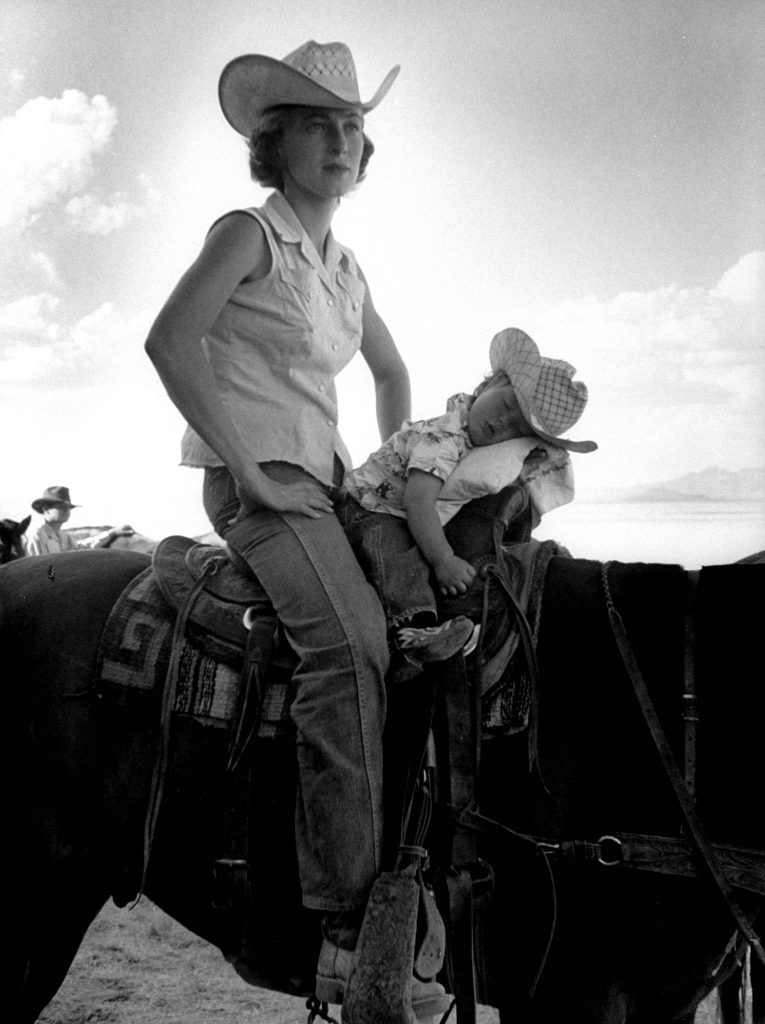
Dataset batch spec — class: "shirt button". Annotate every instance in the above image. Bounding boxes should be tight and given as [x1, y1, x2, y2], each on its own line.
[353, 301, 360, 310]
[318, 383, 326, 392]
[327, 418, 334, 427]
[327, 298, 335, 307]
[332, 343, 338, 351]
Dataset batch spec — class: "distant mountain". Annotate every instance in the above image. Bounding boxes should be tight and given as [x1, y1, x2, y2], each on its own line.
[582, 466, 765, 504]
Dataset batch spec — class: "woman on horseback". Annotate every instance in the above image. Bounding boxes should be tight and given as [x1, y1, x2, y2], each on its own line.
[145, 39, 449, 1019]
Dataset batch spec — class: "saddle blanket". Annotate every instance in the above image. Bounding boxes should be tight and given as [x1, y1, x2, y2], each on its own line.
[96, 567, 293, 738]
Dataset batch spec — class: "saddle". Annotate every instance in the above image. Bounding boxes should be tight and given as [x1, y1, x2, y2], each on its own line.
[152, 535, 276, 650]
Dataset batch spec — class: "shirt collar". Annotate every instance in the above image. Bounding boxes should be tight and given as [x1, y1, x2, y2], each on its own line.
[445, 392, 476, 448]
[264, 191, 347, 280]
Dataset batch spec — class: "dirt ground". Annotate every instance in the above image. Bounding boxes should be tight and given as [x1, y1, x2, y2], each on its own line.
[37, 898, 727, 1024]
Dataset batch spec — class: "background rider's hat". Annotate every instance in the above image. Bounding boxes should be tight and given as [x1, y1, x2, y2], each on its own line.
[31, 485, 80, 513]
[219, 39, 400, 136]
[490, 328, 598, 454]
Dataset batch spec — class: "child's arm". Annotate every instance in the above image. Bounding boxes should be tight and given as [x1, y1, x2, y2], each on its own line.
[404, 469, 477, 596]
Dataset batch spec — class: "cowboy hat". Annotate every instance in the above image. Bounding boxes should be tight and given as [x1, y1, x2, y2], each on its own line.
[31, 485, 80, 513]
[219, 40, 400, 136]
[489, 328, 598, 453]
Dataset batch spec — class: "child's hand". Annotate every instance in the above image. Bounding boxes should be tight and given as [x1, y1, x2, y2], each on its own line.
[433, 554, 477, 596]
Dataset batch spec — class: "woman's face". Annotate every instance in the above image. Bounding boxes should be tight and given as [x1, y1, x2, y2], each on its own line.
[467, 381, 534, 447]
[279, 106, 365, 202]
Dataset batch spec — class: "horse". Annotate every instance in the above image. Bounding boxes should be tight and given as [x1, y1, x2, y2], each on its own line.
[4, 545, 764, 1024]
[0, 515, 30, 564]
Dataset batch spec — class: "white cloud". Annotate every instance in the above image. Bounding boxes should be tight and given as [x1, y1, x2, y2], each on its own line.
[0, 297, 150, 386]
[521, 251, 765, 487]
[531, 250, 765, 404]
[29, 251, 62, 288]
[8, 69, 25, 94]
[0, 292, 62, 344]
[64, 173, 160, 235]
[0, 89, 117, 229]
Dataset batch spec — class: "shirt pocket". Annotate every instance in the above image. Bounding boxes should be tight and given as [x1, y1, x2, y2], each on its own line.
[276, 265, 318, 331]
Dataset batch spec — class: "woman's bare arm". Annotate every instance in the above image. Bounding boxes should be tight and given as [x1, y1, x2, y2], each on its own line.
[357, 268, 411, 440]
[145, 214, 332, 517]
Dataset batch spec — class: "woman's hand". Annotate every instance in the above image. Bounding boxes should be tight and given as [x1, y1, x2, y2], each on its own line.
[236, 476, 334, 519]
[432, 553, 477, 596]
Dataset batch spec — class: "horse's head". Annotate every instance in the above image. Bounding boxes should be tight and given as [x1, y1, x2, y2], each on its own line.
[0, 515, 31, 564]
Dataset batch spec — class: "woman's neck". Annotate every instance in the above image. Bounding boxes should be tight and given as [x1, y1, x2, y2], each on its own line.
[282, 187, 338, 261]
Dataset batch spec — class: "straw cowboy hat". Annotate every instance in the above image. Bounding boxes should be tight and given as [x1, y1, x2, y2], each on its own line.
[31, 485, 80, 513]
[219, 39, 400, 136]
[490, 328, 598, 453]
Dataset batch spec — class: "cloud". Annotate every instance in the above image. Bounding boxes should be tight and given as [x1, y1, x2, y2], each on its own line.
[532, 250, 765, 408]
[29, 251, 62, 288]
[0, 90, 117, 229]
[0, 293, 62, 344]
[64, 173, 160, 235]
[0, 297, 150, 386]
[8, 69, 25, 94]
[521, 251, 765, 485]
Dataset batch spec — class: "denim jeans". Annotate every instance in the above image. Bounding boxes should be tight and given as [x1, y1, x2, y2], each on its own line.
[204, 464, 388, 912]
[336, 496, 437, 629]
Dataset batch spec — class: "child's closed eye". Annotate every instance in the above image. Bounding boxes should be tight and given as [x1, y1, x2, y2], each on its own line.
[524, 447, 547, 463]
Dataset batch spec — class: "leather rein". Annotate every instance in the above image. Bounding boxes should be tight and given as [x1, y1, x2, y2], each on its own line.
[451, 558, 765, 1000]
[600, 561, 765, 966]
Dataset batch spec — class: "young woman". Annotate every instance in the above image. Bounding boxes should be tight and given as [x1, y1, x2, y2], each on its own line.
[145, 40, 449, 1018]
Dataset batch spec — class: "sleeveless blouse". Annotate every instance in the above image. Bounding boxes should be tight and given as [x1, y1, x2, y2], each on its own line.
[181, 191, 365, 487]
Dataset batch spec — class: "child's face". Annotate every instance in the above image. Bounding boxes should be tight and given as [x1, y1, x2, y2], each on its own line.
[467, 381, 534, 447]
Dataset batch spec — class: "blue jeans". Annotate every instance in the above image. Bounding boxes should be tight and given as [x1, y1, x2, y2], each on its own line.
[204, 464, 388, 913]
[336, 497, 437, 629]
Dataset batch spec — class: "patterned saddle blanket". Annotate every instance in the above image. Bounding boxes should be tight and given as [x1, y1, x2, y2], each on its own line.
[96, 536, 563, 740]
[96, 566, 294, 738]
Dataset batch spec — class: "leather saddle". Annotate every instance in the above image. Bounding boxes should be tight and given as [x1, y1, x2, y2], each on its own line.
[152, 535, 276, 649]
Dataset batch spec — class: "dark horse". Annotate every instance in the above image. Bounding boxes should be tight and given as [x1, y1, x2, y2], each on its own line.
[0, 515, 30, 563]
[5, 547, 764, 1023]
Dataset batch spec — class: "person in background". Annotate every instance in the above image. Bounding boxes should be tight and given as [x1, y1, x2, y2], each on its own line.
[144, 40, 449, 1019]
[25, 485, 134, 556]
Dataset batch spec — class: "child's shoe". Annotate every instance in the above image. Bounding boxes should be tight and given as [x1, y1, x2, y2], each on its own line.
[396, 616, 474, 663]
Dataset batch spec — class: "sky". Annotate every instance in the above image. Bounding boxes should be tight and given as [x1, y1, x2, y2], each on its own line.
[1, 0, 764, 545]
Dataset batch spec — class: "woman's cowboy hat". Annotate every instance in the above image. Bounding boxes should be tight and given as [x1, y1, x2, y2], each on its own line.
[219, 40, 400, 136]
[490, 328, 598, 453]
[31, 485, 80, 513]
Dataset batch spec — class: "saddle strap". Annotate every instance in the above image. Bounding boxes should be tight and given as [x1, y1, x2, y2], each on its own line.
[481, 561, 543, 781]
[432, 654, 483, 1024]
[601, 563, 765, 967]
[141, 559, 220, 892]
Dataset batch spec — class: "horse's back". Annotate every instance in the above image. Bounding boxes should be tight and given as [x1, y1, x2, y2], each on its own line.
[1, 549, 150, 664]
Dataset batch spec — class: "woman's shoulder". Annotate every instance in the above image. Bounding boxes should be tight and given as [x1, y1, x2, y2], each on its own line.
[200, 210, 271, 279]
[207, 207, 269, 238]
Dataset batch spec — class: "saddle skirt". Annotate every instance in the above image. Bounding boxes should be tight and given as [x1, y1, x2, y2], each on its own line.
[96, 564, 294, 737]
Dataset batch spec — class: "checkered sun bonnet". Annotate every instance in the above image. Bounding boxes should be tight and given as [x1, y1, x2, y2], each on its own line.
[491, 327, 589, 439]
[530, 358, 588, 436]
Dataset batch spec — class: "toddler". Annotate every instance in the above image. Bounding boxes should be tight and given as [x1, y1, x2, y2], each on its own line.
[339, 327, 597, 674]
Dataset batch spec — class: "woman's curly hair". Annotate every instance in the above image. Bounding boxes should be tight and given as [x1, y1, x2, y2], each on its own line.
[247, 106, 375, 191]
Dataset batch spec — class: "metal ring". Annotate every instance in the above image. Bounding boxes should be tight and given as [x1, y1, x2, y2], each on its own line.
[242, 606, 257, 631]
[597, 834, 623, 867]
